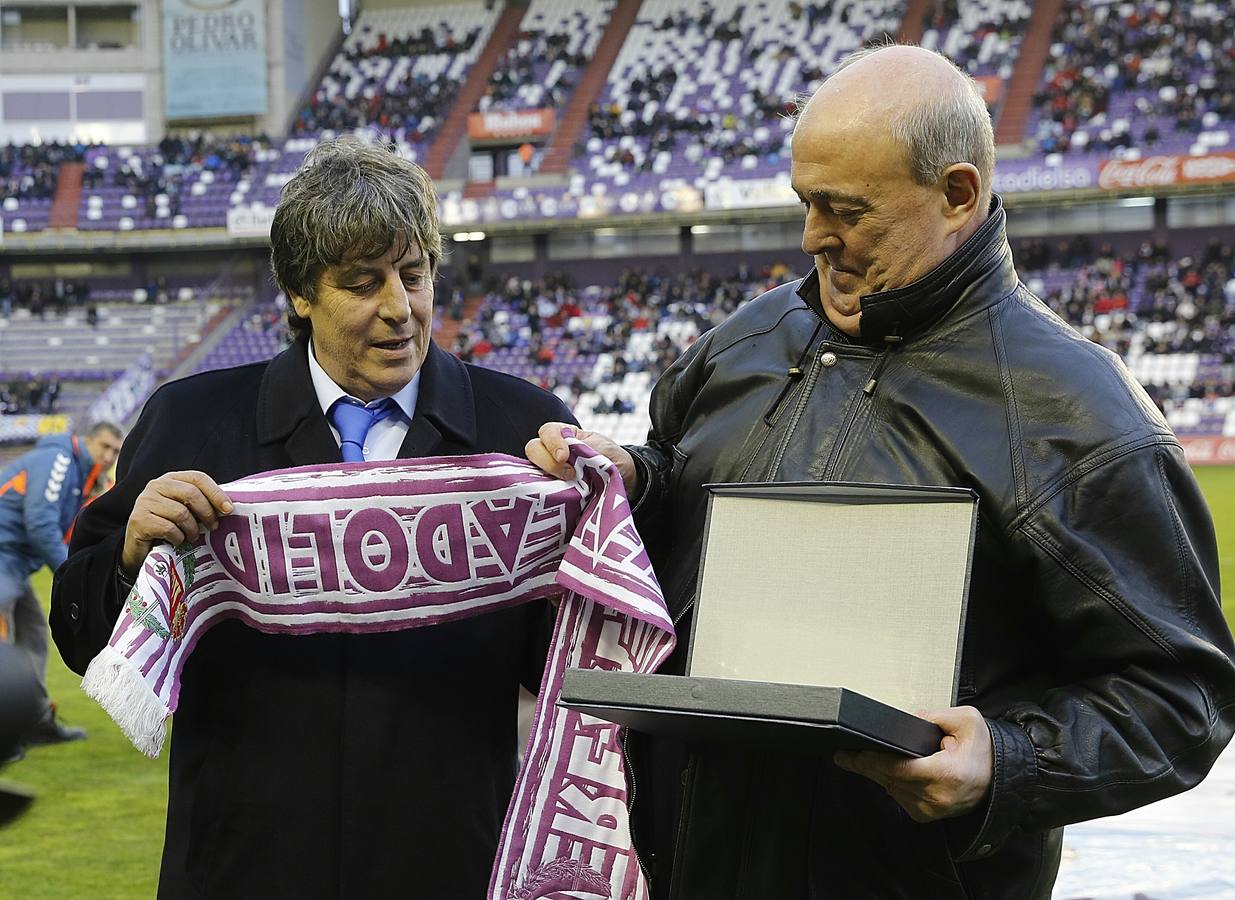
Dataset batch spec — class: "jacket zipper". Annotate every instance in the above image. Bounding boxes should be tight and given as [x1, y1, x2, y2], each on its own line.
[620, 730, 650, 882]
[819, 373, 870, 482]
[761, 321, 823, 427]
[738, 326, 824, 480]
[821, 338, 900, 480]
[766, 341, 831, 478]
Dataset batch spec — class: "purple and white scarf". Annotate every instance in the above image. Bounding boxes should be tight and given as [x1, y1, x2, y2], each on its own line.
[82, 441, 675, 899]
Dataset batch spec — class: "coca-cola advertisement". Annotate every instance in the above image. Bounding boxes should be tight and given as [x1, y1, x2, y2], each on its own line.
[1178, 436, 1235, 466]
[1098, 152, 1235, 190]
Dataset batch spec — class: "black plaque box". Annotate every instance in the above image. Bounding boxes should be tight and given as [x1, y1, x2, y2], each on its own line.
[558, 482, 979, 758]
[560, 670, 944, 757]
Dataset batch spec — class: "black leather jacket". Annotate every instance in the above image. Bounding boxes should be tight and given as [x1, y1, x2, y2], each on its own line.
[623, 197, 1235, 899]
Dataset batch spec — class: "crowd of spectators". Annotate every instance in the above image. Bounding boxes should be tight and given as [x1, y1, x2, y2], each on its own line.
[581, 0, 832, 174]
[1032, 0, 1235, 155]
[0, 375, 62, 416]
[455, 263, 800, 407]
[0, 277, 93, 320]
[585, 78, 792, 173]
[651, 1, 838, 40]
[352, 26, 481, 60]
[79, 133, 269, 226]
[0, 273, 191, 320]
[1, 142, 87, 202]
[243, 300, 288, 341]
[154, 133, 266, 175]
[481, 30, 583, 112]
[291, 25, 482, 143]
[919, 0, 1030, 80]
[1017, 236, 1235, 405]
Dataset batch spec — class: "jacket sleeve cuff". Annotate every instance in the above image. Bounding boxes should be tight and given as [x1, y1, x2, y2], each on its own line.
[950, 717, 1039, 862]
[624, 445, 658, 515]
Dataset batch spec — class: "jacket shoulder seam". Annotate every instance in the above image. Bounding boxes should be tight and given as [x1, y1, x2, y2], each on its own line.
[1019, 517, 1181, 662]
[706, 298, 814, 361]
[1010, 434, 1177, 533]
[1154, 447, 1197, 633]
[989, 304, 1028, 512]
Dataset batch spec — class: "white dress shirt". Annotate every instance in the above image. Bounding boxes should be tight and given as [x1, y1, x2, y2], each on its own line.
[307, 340, 420, 462]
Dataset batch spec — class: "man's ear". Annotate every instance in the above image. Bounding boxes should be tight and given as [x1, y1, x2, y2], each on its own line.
[289, 291, 312, 320]
[941, 163, 982, 232]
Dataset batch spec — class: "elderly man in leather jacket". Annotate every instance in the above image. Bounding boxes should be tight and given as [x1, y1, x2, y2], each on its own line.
[528, 45, 1235, 899]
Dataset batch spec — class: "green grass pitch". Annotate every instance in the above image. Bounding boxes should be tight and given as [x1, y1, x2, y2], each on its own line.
[2, 467, 1233, 897]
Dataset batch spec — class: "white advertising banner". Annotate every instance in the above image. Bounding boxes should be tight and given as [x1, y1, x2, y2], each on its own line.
[704, 177, 798, 211]
[163, 0, 268, 119]
[227, 204, 276, 237]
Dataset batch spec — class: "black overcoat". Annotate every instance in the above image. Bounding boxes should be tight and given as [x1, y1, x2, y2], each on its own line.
[52, 338, 575, 898]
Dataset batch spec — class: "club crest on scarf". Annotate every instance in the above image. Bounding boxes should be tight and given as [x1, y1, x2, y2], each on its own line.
[82, 444, 675, 900]
[125, 540, 197, 642]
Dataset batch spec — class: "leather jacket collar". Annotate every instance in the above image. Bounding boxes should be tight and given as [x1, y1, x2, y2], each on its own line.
[797, 194, 1016, 344]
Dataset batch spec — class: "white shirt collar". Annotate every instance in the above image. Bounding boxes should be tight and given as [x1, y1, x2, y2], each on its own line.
[307, 339, 420, 420]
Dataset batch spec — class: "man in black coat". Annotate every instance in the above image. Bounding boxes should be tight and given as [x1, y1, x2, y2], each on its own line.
[527, 46, 1235, 898]
[51, 136, 575, 898]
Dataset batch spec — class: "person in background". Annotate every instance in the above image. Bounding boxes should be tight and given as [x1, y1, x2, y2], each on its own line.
[0, 420, 124, 762]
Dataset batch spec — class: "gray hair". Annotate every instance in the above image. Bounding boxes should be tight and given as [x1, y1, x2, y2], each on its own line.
[270, 134, 444, 340]
[797, 45, 995, 210]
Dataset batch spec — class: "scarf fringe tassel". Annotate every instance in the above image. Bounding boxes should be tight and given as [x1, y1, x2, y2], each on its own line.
[82, 644, 170, 758]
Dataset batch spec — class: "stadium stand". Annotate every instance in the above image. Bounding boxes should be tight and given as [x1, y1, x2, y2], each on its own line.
[0, 291, 245, 379]
[1, 374, 64, 416]
[440, 0, 906, 224]
[0, 142, 84, 235]
[919, 0, 1032, 81]
[193, 300, 288, 374]
[290, 2, 502, 161]
[578, 0, 901, 192]
[1029, 0, 1235, 156]
[8, 0, 1233, 234]
[4, 233, 1230, 444]
[180, 244, 1225, 444]
[478, 0, 616, 115]
[85, 357, 157, 428]
[468, 263, 890, 429]
[78, 136, 270, 232]
[443, 238, 1235, 441]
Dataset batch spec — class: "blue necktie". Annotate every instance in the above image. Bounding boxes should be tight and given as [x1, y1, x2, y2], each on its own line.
[328, 398, 399, 462]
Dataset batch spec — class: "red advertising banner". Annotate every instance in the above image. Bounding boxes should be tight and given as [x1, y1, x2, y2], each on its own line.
[1178, 436, 1235, 466]
[1098, 152, 1235, 191]
[467, 109, 556, 141]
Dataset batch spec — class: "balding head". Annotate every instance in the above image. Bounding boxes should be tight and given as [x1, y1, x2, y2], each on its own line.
[797, 45, 995, 213]
[788, 45, 995, 336]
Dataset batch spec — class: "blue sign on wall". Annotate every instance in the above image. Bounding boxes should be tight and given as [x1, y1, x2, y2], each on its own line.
[163, 0, 268, 119]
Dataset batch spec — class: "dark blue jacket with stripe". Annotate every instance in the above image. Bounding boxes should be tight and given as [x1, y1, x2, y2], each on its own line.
[0, 433, 95, 578]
